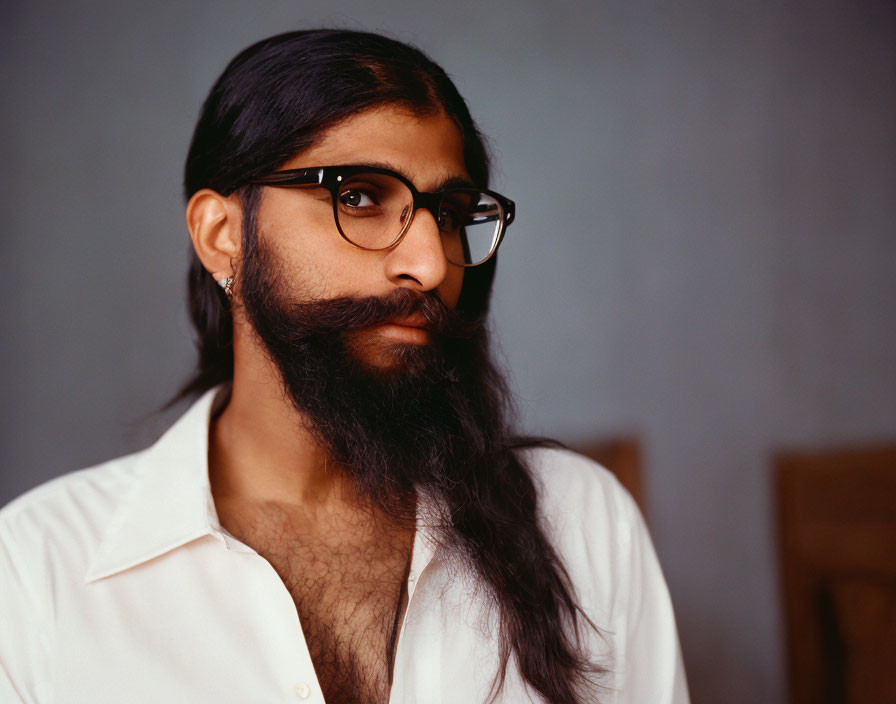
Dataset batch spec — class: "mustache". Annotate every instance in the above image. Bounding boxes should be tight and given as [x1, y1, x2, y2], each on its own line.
[269, 288, 483, 339]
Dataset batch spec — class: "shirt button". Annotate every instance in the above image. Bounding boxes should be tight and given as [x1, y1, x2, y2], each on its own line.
[293, 682, 311, 699]
[408, 571, 417, 583]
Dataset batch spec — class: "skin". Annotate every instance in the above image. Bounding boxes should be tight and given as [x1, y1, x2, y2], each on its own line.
[187, 103, 470, 522]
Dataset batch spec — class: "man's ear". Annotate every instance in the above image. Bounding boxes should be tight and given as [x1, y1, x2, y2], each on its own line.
[186, 189, 243, 279]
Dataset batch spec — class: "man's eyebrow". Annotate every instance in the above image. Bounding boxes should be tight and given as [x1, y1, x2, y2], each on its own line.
[434, 175, 477, 191]
[353, 161, 476, 191]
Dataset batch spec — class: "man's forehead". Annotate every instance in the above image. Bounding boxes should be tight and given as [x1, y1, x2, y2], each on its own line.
[340, 158, 476, 192]
[281, 105, 471, 191]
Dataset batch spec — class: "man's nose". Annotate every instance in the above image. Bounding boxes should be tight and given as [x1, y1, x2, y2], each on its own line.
[383, 207, 450, 291]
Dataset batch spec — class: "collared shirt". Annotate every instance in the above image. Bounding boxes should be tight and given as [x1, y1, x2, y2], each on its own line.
[0, 387, 690, 703]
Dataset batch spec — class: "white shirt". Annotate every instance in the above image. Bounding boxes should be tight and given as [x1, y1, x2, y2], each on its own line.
[0, 387, 689, 704]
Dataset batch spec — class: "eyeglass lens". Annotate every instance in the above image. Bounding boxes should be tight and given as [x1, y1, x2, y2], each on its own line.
[334, 172, 502, 266]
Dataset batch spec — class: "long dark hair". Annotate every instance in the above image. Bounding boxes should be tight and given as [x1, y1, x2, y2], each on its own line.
[177, 30, 603, 702]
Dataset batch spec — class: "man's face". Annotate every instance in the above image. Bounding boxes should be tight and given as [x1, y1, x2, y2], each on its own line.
[232, 105, 504, 503]
[246, 104, 469, 370]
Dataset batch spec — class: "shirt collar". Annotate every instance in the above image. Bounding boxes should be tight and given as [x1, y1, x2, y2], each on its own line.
[84, 383, 443, 584]
[85, 386, 227, 583]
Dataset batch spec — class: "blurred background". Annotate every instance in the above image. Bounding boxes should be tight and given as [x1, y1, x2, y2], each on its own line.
[2, 1, 895, 702]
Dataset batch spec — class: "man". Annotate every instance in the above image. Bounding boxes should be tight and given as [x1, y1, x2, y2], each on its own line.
[0, 30, 689, 704]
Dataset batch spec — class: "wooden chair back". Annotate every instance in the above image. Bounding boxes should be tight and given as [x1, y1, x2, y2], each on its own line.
[577, 437, 646, 517]
[775, 444, 896, 704]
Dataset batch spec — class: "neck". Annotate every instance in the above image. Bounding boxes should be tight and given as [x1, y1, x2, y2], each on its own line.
[208, 330, 354, 512]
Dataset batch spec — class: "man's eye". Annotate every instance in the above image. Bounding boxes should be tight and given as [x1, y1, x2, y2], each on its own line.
[338, 190, 376, 208]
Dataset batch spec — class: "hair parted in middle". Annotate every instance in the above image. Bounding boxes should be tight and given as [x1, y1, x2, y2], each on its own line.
[178, 29, 497, 401]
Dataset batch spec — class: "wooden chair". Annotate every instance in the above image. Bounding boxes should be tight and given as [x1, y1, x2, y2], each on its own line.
[775, 444, 896, 704]
[576, 437, 646, 518]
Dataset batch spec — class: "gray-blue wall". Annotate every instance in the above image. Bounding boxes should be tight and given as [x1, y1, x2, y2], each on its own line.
[3, 2, 895, 703]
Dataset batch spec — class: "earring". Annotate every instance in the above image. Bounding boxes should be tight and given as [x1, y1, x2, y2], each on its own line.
[213, 272, 234, 297]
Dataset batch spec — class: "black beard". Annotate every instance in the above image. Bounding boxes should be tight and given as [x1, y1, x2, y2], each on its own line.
[238, 235, 505, 522]
[234, 228, 598, 704]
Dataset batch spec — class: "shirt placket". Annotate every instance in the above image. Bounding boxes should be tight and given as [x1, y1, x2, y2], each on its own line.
[388, 504, 442, 704]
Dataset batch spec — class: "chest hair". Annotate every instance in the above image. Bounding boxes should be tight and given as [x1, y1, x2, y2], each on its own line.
[223, 506, 413, 704]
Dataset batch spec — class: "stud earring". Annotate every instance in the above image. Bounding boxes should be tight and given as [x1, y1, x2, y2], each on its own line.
[213, 272, 234, 297]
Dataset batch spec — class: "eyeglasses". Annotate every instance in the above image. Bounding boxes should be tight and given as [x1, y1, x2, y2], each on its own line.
[251, 165, 514, 267]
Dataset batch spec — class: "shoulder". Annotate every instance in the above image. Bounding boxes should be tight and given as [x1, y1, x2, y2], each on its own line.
[1, 451, 143, 527]
[0, 452, 145, 579]
[515, 445, 648, 620]
[0, 454, 146, 701]
[516, 444, 642, 535]
[516, 446, 691, 701]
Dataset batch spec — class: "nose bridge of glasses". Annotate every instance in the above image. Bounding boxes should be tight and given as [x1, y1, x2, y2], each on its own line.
[402, 195, 441, 239]
[392, 196, 453, 270]
[388, 196, 453, 287]
[413, 191, 445, 221]
[394, 191, 443, 240]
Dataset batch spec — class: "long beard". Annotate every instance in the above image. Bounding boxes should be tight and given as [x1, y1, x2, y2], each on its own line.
[236, 235, 600, 704]
[238, 235, 507, 523]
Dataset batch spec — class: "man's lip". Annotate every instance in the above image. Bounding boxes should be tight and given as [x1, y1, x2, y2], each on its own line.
[383, 313, 429, 329]
[367, 314, 434, 344]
